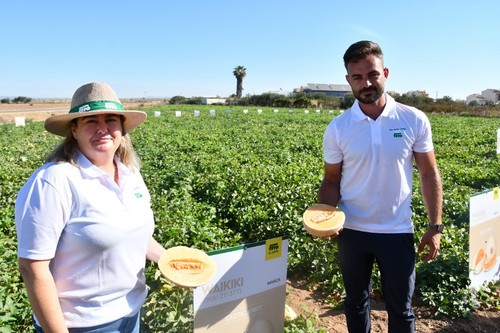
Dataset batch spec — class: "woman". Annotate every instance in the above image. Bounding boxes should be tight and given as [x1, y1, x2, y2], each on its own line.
[15, 82, 166, 332]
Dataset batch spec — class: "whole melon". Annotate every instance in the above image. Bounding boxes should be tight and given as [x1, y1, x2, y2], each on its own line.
[303, 204, 345, 238]
[158, 246, 217, 288]
[248, 318, 274, 333]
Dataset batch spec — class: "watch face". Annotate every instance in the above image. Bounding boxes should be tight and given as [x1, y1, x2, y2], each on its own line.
[429, 224, 443, 232]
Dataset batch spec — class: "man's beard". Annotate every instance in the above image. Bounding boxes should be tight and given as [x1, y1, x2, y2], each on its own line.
[355, 87, 383, 104]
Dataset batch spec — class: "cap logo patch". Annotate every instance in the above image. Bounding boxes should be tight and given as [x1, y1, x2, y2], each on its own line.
[105, 102, 118, 110]
[79, 104, 91, 113]
[70, 100, 124, 114]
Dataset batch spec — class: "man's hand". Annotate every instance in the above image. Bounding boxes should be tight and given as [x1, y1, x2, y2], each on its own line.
[417, 228, 441, 262]
[320, 228, 344, 241]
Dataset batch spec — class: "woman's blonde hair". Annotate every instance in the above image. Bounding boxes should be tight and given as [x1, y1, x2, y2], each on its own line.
[46, 118, 141, 171]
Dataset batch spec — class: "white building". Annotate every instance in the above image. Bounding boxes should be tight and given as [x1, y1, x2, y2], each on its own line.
[466, 89, 500, 105]
[466, 94, 488, 105]
[481, 89, 500, 104]
[201, 97, 227, 105]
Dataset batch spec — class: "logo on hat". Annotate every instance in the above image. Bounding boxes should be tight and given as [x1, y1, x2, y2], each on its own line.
[79, 104, 91, 113]
[105, 102, 118, 110]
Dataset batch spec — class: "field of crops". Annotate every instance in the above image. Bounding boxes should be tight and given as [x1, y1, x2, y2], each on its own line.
[1, 105, 499, 332]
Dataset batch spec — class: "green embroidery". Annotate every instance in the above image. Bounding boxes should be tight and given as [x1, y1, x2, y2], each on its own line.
[69, 100, 124, 114]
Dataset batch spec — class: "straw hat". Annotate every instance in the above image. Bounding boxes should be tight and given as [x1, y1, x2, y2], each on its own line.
[45, 82, 147, 136]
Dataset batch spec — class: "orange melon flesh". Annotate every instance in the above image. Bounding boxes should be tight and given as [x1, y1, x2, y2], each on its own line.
[483, 255, 496, 271]
[158, 246, 217, 288]
[472, 248, 486, 274]
[303, 204, 345, 238]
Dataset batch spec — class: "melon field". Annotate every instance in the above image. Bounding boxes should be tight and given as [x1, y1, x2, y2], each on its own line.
[1, 106, 499, 332]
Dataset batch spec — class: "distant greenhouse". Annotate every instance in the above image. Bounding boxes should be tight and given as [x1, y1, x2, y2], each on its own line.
[294, 83, 351, 98]
[201, 97, 227, 105]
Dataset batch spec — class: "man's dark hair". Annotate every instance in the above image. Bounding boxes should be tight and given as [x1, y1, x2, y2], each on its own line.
[343, 40, 384, 69]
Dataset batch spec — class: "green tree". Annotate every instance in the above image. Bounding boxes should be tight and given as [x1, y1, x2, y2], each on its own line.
[169, 95, 188, 104]
[233, 65, 246, 98]
[340, 93, 355, 109]
[274, 96, 291, 107]
[293, 95, 309, 108]
[436, 96, 454, 104]
[12, 96, 32, 104]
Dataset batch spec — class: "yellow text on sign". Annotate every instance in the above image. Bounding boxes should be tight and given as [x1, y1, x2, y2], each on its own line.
[265, 237, 282, 261]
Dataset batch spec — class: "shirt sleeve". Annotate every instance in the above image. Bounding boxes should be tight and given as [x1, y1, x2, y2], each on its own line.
[16, 175, 69, 260]
[413, 109, 434, 153]
[323, 122, 344, 164]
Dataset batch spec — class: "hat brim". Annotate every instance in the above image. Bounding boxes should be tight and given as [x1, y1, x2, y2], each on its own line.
[44, 109, 147, 136]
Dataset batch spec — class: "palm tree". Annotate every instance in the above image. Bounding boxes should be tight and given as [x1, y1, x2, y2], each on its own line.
[233, 66, 246, 98]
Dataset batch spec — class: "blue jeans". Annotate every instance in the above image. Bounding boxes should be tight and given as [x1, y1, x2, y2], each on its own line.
[34, 311, 140, 333]
[337, 229, 416, 333]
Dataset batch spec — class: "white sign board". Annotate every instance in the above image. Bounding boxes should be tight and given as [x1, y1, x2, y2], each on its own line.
[469, 188, 500, 289]
[194, 237, 288, 333]
[497, 129, 500, 154]
[15, 117, 25, 127]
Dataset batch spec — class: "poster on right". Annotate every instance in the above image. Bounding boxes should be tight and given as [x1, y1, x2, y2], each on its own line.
[469, 188, 500, 289]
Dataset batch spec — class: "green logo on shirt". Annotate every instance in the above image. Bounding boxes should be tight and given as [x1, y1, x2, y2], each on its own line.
[135, 192, 143, 198]
[393, 132, 402, 138]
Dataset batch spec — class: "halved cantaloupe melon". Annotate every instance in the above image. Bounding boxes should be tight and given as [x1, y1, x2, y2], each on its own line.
[158, 246, 217, 288]
[483, 255, 496, 272]
[303, 204, 345, 238]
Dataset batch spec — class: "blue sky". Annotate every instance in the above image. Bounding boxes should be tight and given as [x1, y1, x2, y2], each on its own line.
[1, 0, 498, 101]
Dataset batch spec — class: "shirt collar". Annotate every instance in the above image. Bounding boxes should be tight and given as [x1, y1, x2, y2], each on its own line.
[350, 93, 396, 120]
[76, 152, 101, 178]
[76, 152, 128, 178]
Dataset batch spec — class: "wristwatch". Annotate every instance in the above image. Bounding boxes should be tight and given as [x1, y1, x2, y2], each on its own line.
[428, 224, 444, 233]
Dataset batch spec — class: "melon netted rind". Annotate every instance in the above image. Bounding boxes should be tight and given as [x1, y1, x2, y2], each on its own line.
[158, 246, 217, 288]
[303, 203, 345, 238]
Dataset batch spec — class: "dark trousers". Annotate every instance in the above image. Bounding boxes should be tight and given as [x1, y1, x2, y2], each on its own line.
[337, 229, 416, 333]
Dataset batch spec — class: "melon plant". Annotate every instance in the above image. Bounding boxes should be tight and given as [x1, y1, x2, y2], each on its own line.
[0, 107, 499, 332]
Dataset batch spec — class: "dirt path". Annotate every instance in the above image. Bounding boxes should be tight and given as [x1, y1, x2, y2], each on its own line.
[286, 276, 500, 333]
[0, 101, 160, 124]
[0, 103, 69, 124]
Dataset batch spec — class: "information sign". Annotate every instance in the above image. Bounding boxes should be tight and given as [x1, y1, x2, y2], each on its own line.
[193, 237, 288, 332]
[469, 189, 500, 289]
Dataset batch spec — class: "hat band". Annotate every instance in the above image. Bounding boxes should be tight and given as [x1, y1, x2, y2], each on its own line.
[69, 100, 124, 114]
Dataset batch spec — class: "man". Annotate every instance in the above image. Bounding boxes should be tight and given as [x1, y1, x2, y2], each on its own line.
[318, 40, 443, 333]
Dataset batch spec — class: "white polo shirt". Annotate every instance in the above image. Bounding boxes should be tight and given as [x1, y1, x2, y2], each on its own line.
[323, 94, 434, 234]
[16, 153, 155, 328]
